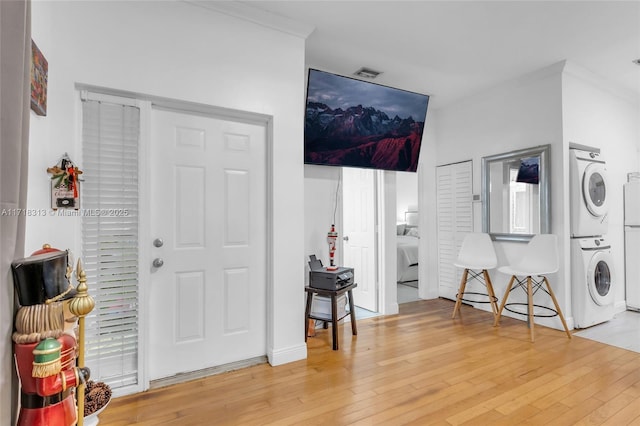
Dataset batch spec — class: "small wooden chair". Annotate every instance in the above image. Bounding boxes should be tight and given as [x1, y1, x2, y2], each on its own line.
[452, 233, 499, 319]
[493, 234, 572, 342]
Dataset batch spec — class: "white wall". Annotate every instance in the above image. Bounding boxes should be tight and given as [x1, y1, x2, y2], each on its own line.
[562, 62, 640, 311]
[26, 0, 307, 372]
[418, 109, 439, 299]
[381, 171, 399, 314]
[304, 164, 343, 278]
[430, 62, 567, 329]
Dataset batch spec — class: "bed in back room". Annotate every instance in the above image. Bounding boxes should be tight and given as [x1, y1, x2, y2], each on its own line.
[397, 210, 419, 284]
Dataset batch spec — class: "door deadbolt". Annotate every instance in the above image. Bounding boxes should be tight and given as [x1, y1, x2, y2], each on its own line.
[153, 238, 164, 248]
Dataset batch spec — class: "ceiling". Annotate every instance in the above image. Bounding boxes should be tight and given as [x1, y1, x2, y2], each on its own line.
[206, 1, 640, 109]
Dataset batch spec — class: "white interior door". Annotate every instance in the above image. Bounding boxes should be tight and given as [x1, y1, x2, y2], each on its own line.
[437, 161, 473, 300]
[342, 168, 377, 312]
[149, 105, 266, 380]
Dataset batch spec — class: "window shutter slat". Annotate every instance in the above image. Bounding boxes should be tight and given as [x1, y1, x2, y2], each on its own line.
[82, 98, 140, 390]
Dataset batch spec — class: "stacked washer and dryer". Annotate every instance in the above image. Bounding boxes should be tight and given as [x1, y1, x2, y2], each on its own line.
[569, 147, 616, 329]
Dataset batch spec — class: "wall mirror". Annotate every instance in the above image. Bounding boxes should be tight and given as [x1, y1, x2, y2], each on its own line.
[481, 144, 550, 242]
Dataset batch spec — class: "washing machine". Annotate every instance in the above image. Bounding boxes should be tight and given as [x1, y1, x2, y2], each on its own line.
[571, 236, 615, 329]
[569, 149, 609, 238]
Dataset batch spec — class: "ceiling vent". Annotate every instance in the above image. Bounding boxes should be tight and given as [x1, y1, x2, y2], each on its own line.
[354, 67, 382, 79]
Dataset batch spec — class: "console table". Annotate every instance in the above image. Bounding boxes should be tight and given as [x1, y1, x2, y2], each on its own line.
[304, 282, 357, 350]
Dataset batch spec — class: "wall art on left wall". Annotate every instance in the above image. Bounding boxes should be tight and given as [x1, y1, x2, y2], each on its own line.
[30, 39, 47, 116]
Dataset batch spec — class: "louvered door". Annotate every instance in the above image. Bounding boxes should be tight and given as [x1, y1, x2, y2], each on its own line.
[436, 161, 473, 300]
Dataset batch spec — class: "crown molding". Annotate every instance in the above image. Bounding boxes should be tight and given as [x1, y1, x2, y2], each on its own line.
[562, 60, 639, 105]
[184, 1, 315, 39]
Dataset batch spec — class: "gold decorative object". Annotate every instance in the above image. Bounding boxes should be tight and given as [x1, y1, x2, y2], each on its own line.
[68, 259, 95, 426]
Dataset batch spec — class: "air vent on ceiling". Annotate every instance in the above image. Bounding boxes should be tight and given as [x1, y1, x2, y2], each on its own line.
[354, 67, 382, 79]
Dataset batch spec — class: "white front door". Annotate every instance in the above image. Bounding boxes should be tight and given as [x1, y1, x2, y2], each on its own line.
[342, 168, 377, 312]
[149, 105, 267, 380]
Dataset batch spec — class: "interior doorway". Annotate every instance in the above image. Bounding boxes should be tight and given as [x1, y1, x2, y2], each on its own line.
[396, 171, 420, 304]
[341, 168, 420, 315]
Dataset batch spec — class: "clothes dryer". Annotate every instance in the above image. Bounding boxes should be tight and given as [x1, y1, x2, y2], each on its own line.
[571, 237, 615, 329]
[569, 149, 609, 238]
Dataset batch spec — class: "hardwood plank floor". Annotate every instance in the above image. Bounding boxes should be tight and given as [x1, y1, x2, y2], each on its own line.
[99, 298, 640, 425]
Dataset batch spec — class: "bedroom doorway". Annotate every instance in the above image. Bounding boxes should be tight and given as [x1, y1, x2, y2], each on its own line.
[341, 168, 419, 314]
[396, 171, 420, 304]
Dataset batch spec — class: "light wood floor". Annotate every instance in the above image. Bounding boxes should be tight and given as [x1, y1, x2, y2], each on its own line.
[100, 298, 640, 425]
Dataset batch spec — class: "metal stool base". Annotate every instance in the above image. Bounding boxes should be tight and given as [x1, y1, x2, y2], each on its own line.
[456, 291, 499, 305]
[503, 302, 559, 318]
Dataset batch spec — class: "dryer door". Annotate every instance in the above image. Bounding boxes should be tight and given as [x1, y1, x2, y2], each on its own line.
[587, 250, 615, 306]
[582, 162, 608, 217]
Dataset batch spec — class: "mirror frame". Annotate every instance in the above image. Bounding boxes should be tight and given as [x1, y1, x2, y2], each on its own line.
[481, 144, 551, 242]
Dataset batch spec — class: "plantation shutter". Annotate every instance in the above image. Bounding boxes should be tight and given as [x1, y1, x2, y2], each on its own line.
[81, 96, 140, 389]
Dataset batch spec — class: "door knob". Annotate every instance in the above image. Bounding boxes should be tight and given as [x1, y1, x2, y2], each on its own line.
[152, 258, 164, 268]
[343, 236, 349, 242]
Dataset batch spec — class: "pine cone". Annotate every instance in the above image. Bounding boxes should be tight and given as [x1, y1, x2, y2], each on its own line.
[84, 380, 112, 417]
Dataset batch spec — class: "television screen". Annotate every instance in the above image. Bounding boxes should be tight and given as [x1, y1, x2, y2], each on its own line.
[515, 156, 540, 184]
[304, 68, 429, 172]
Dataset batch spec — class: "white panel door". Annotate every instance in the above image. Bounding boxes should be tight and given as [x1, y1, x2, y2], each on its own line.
[342, 168, 377, 312]
[149, 106, 266, 380]
[437, 161, 473, 300]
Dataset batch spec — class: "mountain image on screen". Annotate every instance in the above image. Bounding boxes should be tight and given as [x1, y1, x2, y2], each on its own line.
[304, 69, 429, 172]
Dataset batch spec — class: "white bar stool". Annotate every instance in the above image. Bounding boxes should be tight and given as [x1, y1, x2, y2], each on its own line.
[493, 234, 572, 342]
[452, 233, 499, 319]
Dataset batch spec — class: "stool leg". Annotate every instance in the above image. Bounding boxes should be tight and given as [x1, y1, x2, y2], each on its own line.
[331, 293, 339, 350]
[543, 277, 572, 339]
[452, 269, 469, 319]
[347, 289, 357, 336]
[494, 275, 516, 326]
[305, 292, 313, 342]
[307, 319, 316, 337]
[527, 276, 535, 342]
[483, 269, 499, 318]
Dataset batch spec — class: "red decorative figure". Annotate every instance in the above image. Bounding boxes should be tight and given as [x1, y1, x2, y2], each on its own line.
[11, 246, 90, 426]
[327, 224, 338, 271]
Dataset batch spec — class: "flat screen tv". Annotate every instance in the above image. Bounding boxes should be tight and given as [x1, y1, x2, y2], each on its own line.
[304, 68, 429, 172]
[515, 156, 540, 184]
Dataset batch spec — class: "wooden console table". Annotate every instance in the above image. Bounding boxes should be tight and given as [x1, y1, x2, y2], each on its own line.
[304, 282, 357, 350]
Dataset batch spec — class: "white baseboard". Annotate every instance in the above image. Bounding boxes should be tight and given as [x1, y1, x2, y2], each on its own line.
[268, 343, 307, 366]
[384, 302, 399, 316]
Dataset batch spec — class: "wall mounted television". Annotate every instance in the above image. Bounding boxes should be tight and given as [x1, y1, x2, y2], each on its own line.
[515, 156, 540, 184]
[304, 68, 429, 172]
